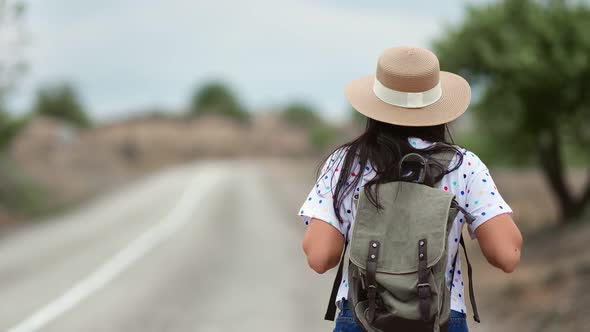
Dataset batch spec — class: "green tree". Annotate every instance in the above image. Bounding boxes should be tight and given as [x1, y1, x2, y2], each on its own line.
[190, 82, 248, 122]
[0, 111, 27, 148]
[434, 0, 590, 222]
[309, 123, 340, 153]
[0, 0, 27, 148]
[0, 0, 26, 112]
[350, 106, 367, 127]
[0, 111, 10, 147]
[33, 83, 91, 128]
[280, 102, 321, 128]
[280, 101, 339, 152]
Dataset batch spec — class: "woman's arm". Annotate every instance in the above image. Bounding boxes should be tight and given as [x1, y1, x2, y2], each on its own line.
[302, 218, 345, 274]
[474, 213, 522, 273]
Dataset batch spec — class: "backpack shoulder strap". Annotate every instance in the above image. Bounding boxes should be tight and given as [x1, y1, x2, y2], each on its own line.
[324, 240, 348, 321]
[452, 233, 481, 323]
[460, 234, 481, 323]
[430, 147, 459, 183]
[324, 193, 359, 321]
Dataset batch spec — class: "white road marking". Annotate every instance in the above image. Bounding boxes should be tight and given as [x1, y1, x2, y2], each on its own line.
[6, 170, 216, 332]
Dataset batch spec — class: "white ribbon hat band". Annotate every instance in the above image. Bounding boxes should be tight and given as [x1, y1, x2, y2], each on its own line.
[373, 79, 442, 109]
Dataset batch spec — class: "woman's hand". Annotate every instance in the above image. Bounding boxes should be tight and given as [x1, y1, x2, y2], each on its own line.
[302, 218, 345, 274]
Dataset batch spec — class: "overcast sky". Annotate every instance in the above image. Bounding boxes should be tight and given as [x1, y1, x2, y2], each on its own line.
[8, 0, 484, 123]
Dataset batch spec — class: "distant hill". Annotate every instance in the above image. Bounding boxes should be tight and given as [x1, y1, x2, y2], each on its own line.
[4, 113, 318, 223]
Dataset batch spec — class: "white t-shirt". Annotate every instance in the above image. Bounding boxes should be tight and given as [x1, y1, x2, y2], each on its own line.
[298, 137, 513, 314]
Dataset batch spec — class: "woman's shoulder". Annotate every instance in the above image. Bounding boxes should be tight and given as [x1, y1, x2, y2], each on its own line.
[320, 147, 375, 185]
[321, 147, 349, 172]
[448, 145, 490, 180]
[412, 138, 485, 169]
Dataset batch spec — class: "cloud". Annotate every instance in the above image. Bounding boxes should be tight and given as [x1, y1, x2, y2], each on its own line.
[10, 0, 472, 122]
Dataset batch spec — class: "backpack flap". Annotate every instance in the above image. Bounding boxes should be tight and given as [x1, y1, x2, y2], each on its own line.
[350, 181, 454, 274]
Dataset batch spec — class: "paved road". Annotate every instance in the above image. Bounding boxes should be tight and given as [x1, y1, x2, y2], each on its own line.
[0, 160, 335, 332]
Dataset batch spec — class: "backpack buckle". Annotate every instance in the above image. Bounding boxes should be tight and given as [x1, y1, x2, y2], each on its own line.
[417, 283, 431, 298]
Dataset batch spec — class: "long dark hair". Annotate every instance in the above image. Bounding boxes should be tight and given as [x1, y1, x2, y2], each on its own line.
[319, 117, 463, 225]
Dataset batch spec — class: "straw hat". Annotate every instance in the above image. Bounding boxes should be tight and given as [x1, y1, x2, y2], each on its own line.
[345, 46, 471, 127]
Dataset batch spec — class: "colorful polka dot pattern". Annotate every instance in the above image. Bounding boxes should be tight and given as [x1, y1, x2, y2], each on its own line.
[297, 137, 513, 315]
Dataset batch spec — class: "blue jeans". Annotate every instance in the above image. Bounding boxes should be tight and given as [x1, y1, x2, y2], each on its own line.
[333, 300, 468, 332]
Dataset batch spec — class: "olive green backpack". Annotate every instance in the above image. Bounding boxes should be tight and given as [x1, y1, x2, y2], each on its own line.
[325, 151, 481, 332]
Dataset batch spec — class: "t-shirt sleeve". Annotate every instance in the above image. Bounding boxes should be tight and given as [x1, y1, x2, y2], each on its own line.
[297, 149, 348, 236]
[464, 157, 513, 239]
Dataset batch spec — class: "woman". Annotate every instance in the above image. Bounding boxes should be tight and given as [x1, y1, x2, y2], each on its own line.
[298, 46, 523, 332]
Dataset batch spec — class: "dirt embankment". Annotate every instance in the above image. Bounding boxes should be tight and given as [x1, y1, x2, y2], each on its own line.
[474, 169, 590, 331]
[4, 113, 312, 222]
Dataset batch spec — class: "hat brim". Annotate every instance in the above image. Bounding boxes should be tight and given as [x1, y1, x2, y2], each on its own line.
[345, 71, 471, 127]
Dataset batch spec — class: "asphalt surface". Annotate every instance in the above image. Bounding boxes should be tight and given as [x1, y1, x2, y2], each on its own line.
[0, 160, 335, 332]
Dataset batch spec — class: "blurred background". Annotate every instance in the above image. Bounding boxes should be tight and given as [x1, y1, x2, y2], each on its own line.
[1, 0, 589, 331]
